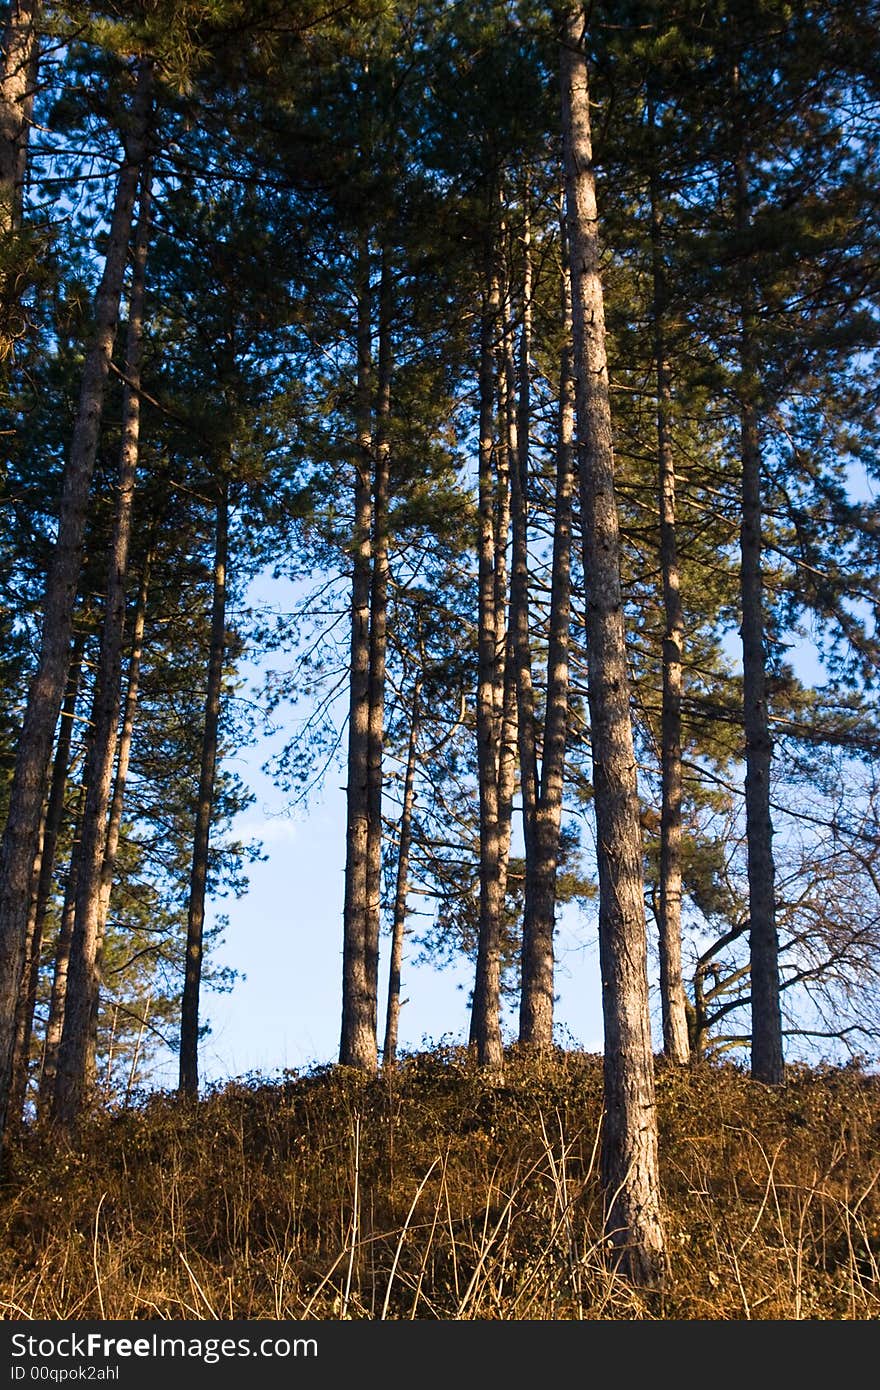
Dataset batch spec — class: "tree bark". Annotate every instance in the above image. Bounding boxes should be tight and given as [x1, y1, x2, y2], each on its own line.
[365, 248, 392, 1022]
[560, 5, 665, 1286]
[503, 222, 539, 961]
[0, 59, 153, 1153]
[507, 217, 539, 876]
[383, 672, 421, 1068]
[52, 168, 152, 1126]
[731, 103, 783, 1084]
[37, 777, 86, 1116]
[470, 243, 505, 1070]
[38, 536, 150, 1118]
[8, 634, 84, 1126]
[340, 237, 378, 1072]
[520, 245, 574, 1051]
[86, 543, 154, 1077]
[0, 0, 39, 235]
[650, 144, 690, 1066]
[97, 535, 155, 937]
[495, 635, 517, 942]
[10, 814, 45, 1127]
[0, 0, 40, 359]
[736, 174, 783, 1084]
[178, 482, 228, 1097]
[492, 276, 517, 953]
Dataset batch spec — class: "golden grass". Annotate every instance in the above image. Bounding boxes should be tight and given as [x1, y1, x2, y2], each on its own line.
[1, 1049, 878, 1320]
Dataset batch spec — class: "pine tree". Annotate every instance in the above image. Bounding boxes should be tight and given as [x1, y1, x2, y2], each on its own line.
[559, 0, 665, 1286]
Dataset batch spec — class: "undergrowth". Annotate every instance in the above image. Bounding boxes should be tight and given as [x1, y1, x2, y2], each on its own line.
[1, 1049, 878, 1320]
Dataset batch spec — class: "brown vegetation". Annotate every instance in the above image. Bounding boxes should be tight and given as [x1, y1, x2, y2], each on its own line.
[0, 1051, 878, 1320]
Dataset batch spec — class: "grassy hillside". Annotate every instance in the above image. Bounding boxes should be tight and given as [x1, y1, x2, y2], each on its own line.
[1, 1051, 878, 1320]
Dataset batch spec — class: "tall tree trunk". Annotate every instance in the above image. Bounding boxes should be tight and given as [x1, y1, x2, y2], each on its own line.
[8, 635, 84, 1125]
[81, 538, 156, 1090]
[495, 638, 517, 933]
[734, 144, 783, 1086]
[0, 0, 40, 358]
[178, 482, 228, 1097]
[37, 534, 150, 1116]
[0, 60, 153, 1151]
[84, 543, 154, 1079]
[493, 292, 517, 960]
[37, 777, 86, 1115]
[650, 145, 690, 1066]
[383, 671, 421, 1069]
[508, 219, 539, 880]
[340, 238, 377, 1073]
[520, 247, 574, 1051]
[0, 0, 39, 234]
[560, 5, 665, 1286]
[97, 535, 155, 936]
[12, 825, 44, 1118]
[471, 244, 505, 1070]
[52, 169, 152, 1126]
[365, 248, 392, 1022]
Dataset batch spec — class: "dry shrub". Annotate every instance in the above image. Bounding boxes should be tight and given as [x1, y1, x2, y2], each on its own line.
[0, 1050, 877, 1320]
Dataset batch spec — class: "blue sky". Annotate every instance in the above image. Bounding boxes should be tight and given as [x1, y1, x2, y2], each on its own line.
[185, 745, 605, 1089]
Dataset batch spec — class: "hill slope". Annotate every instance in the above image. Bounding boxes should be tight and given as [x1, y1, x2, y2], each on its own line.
[2, 1051, 878, 1320]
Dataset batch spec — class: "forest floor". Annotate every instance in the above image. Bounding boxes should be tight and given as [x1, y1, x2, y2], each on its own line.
[1, 1050, 878, 1320]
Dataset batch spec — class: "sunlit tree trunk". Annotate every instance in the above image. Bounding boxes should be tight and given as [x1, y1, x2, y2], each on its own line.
[507, 216, 540, 915]
[0, 0, 39, 233]
[365, 248, 392, 1023]
[383, 671, 421, 1068]
[341, 237, 378, 1072]
[520, 245, 574, 1050]
[650, 142, 690, 1066]
[0, 0, 40, 359]
[471, 239, 506, 1070]
[560, 4, 665, 1286]
[52, 170, 152, 1125]
[85, 542, 155, 1078]
[493, 268, 516, 932]
[97, 535, 155, 936]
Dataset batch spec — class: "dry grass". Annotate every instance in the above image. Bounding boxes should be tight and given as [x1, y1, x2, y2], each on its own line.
[1, 1049, 878, 1320]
